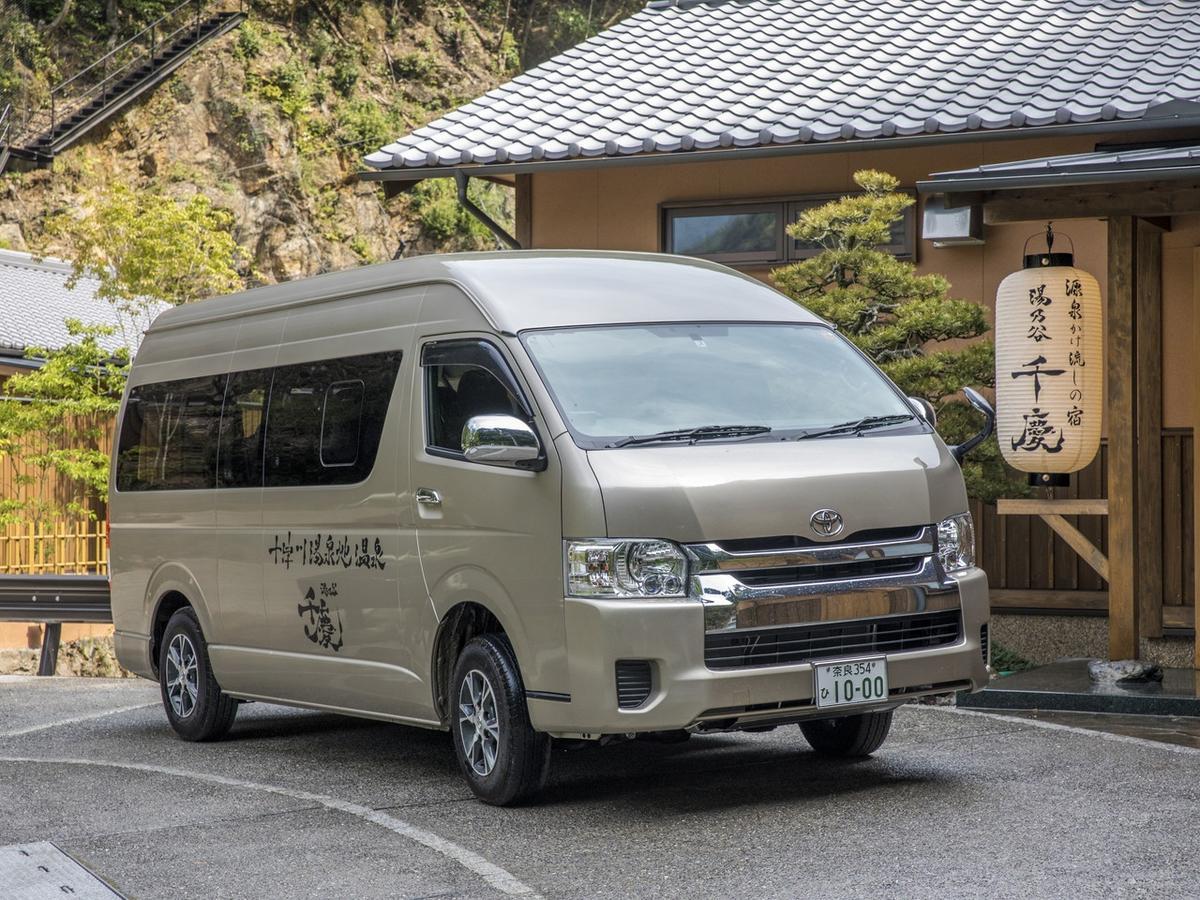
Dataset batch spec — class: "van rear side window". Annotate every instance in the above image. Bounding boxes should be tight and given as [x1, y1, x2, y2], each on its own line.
[116, 351, 402, 492]
[115, 376, 225, 491]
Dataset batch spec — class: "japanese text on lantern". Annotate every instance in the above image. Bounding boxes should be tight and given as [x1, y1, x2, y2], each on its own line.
[1009, 277, 1086, 455]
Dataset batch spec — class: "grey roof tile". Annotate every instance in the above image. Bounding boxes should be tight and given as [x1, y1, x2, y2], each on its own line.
[0, 250, 168, 356]
[367, 0, 1200, 172]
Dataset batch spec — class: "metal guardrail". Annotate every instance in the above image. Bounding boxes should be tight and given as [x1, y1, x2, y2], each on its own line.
[0, 575, 112, 675]
[9, 0, 245, 156]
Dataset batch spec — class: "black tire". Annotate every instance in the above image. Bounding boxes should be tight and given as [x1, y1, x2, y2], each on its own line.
[159, 607, 237, 742]
[800, 710, 893, 757]
[450, 634, 550, 806]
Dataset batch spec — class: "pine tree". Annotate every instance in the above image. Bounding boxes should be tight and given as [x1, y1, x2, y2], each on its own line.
[772, 169, 1013, 500]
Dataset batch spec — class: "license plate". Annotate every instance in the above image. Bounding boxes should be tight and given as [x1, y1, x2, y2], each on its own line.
[814, 657, 889, 709]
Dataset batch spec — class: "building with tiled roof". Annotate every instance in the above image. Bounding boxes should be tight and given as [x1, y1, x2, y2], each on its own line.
[361, 0, 1200, 666]
[0, 249, 166, 372]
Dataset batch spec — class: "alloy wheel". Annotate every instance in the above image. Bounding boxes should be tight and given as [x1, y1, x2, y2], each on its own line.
[165, 633, 199, 719]
[457, 668, 500, 776]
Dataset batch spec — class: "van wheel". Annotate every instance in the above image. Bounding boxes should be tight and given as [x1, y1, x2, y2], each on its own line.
[450, 635, 550, 806]
[159, 607, 238, 742]
[800, 710, 893, 757]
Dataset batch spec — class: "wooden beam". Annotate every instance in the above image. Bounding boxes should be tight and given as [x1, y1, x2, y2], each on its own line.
[996, 499, 1109, 516]
[981, 182, 1200, 224]
[1107, 215, 1138, 660]
[990, 589, 1108, 614]
[1135, 218, 1165, 637]
[1040, 514, 1109, 582]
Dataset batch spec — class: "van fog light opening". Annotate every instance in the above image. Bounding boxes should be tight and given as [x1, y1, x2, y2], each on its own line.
[566, 539, 688, 598]
[937, 512, 976, 574]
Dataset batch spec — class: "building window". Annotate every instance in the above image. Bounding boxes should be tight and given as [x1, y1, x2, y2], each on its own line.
[662, 191, 918, 266]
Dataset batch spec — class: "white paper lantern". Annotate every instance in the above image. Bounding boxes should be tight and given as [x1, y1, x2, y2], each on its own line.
[995, 229, 1103, 480]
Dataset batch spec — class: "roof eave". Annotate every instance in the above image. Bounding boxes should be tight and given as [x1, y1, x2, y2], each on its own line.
[918, 161, 1200, 195]
[360, 115, 1200, 182]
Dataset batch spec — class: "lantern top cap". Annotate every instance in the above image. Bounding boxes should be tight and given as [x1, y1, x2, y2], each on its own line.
[1023, 223, 1074, 269]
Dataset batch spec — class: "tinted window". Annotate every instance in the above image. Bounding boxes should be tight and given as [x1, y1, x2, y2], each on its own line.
[321, 380, 365, 466]
[265, 351, 401, 486]
[427, 364, 522, 453]
[116, 375, 226, 491]
[218, 368, 271, 488]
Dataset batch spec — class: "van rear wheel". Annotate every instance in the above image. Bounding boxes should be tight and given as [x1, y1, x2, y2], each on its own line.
[800, 710, 893, 757]
[159, 607, 238, 742]
[450, 635, 550, 806]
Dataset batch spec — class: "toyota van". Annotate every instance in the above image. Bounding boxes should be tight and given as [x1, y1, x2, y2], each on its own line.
[109, 251, 994, 805]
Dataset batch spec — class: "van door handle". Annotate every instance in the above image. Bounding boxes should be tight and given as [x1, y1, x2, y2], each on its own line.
[415, 488, 442, 506]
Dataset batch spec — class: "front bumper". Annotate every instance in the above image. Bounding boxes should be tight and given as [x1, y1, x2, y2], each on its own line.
[527, 567, 990, 736]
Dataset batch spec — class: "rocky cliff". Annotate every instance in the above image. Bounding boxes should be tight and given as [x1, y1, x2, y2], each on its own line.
[0, 1, 637, 284]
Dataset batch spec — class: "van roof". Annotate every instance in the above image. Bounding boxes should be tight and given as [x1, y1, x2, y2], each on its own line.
[146, 251, 823, 335]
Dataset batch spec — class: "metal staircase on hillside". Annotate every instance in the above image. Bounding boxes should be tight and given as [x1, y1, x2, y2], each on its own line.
[0, 1, 245, 173]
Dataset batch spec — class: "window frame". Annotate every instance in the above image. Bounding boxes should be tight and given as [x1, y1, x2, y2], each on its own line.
[420, 337, 537, 461]
[661, 201, 786, 265]
[318, 378, 366, 469]
[660, 190, 919, 268]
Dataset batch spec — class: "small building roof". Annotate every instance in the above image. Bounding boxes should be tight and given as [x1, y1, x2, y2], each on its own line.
[0, 249, 167, 360]
[919, 142, 1200, 193]
[148, 250, 821, 336]
[364, 0, 1200, 179]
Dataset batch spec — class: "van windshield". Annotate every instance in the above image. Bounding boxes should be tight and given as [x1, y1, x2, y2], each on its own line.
[522, 323, 918, 448]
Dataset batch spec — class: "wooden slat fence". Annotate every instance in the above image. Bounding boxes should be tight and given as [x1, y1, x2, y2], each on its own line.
[0, 520, 108, 574]
[974, 429, 1193, 616]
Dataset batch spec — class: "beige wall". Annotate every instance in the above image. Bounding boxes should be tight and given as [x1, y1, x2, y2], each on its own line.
[529, 136, 1199, 429]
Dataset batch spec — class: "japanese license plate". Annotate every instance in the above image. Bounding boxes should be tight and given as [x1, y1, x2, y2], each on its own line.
[814, 657, 889, 709]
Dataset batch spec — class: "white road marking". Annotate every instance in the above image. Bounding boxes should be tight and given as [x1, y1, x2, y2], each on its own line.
[0, 703, 157, 738]
[0, 755, 541, 898]
[913, 702, 1200, 756]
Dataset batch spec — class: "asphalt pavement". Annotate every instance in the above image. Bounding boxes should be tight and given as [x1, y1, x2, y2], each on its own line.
[2, 675, 1199, 899]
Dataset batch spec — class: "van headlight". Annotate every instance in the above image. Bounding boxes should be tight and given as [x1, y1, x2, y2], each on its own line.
[566, 539, 688, 598]
[937, 512, 976, 573]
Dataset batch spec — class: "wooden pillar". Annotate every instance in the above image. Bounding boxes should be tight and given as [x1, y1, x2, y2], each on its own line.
[1194, 248, 1200, 668]
[1107, 216, 1165, 659]
[1107, 216, 1137, 659]
[515, 174, 532, 249]
[1135, 218, 1164, 638]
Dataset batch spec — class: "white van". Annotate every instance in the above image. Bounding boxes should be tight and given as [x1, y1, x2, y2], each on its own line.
[110, 251, 993, 805]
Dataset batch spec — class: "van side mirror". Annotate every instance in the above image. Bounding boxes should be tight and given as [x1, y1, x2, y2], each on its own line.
[949, 387, 995, 463]
[907, 396, 937, 428]
[462, 415, 545, 471]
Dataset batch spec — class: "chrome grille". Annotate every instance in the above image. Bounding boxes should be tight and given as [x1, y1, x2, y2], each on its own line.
[704, 610, 962, 670]
[688, 524, 959, 634]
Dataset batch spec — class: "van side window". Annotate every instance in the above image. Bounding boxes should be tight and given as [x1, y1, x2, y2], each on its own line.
[217, 368, 271, 488]
[115, 375, 226, 491]
[264, 351, 402, 487]
[423, 341, 525, 454]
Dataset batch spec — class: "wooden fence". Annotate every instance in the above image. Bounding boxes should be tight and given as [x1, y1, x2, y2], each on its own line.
[0, 519, 108, 574]
[975, 429, 1194, 625]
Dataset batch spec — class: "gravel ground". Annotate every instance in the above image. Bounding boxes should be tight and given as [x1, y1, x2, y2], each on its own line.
[2, 675, 1199, 899]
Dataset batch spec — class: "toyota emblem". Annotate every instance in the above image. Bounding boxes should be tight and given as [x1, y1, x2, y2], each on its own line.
[810, 509, 844, 537]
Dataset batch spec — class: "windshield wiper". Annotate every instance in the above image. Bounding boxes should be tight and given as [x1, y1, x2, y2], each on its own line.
[792, 414, 915, 441]
[607, 424, 772, 448]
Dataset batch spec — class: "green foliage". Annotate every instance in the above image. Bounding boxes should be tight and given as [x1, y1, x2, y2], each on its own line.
[0, 320, 129, 524]
[392, 50, 440, 84]
[234, 20, 265, 61]
[348, 234, 375, 262]
[47, 182, 243, 309]
[991, 641, 1035, 675]
[335, 98, 403, 155]
[410, 177, 514, 250]
[772, 170, 1016, 501]
[331, 49, 360, 97]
